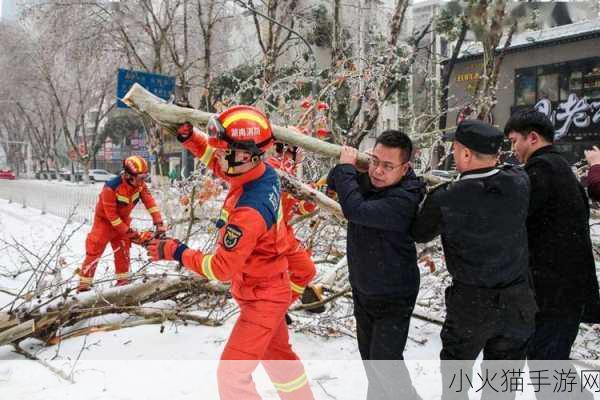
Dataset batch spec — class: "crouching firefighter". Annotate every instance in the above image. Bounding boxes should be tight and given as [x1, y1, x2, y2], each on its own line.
[146, 105, 315, 400]
[78, 156, 166, 292]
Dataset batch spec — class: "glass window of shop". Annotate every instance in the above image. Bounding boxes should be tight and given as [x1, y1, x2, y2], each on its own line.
[514, 57, 600, 105]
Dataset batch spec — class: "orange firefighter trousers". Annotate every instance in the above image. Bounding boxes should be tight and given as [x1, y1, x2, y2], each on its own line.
[79, 218, 131, 286]
[218, 273, 314, 400]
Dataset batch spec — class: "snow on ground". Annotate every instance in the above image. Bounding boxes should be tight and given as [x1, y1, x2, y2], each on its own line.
[0, 197, 445, 399]
[1, 182, 599, 399]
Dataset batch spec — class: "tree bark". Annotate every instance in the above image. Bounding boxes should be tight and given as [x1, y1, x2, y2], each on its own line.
[439, 17, 468, 131]
[0, 276, 226, 346]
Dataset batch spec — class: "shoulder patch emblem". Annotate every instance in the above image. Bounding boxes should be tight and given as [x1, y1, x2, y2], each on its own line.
[223, 224, 243, 250]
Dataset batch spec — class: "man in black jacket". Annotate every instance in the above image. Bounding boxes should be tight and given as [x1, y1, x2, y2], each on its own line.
[505, 109, 600, 362]
[413, 120, 537, 400]
[327, 130, 425, 400]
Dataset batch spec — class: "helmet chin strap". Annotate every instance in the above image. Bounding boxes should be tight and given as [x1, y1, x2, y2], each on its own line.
[224, 152, 261, 175]
[123, 171, 141, 187]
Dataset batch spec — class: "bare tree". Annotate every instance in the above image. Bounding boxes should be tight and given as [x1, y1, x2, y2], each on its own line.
[465, 0, 517, 121]
[243, 0, 300, 86]
[32, 4, 120, 181]
[437, 4, 469, 132]
[0, 3, 122, 180]
[0, 111, 27, 174]
[0, 22, 61, 174]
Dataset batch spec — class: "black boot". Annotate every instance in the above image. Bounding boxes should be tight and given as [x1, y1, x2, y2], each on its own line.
[301, 285, 326, 313]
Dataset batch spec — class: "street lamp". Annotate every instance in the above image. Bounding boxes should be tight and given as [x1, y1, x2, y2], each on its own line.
[233, 0, 319, 126]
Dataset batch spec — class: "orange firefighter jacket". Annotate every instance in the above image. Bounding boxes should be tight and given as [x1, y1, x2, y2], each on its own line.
[174, 130, 291, 301]
[95, 175, 163, 234]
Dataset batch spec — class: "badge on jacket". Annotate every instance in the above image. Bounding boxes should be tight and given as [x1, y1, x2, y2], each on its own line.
[223, 224, 243, 250]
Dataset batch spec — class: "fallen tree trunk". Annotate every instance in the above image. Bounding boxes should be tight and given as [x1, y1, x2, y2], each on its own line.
[0, 276, 227, 346]
[123, 84, 443, 190]
[277, 171, 344, 221]
[122, 85, 442, 208]
[0, 319, 34, 345]
[122, 83, 371, 168]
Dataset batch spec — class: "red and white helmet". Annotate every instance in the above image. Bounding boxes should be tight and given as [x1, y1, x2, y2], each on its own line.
[123, 155, 149, 176]
[206, 105, 274, 156]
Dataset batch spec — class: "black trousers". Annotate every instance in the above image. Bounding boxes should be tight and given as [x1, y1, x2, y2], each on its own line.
[352, 291, 421, 400]
[527, 307, 594, 400]
[527, 307, 583, 360]
[440, 283, 537, 400]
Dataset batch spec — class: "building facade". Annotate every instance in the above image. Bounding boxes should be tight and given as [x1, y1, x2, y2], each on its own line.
[447, 19, 600, 163]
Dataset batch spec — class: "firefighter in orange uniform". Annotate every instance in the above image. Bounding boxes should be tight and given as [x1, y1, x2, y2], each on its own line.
[146, 106, 314, 400]
[266, 140, 323, 309]
[78, 156, 165, 292]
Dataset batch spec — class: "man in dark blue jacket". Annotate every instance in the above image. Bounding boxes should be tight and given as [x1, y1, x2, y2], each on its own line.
[327, 130, 425, 400]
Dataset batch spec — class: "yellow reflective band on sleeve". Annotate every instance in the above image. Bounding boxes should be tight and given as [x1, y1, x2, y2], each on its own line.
[132, 192, 140, 202]
[200, 147, 215, 165]
[115, 272, 130, 280]
[273, 373, 308, 393]
[290, 281, 305, 295]
[222, 111, 268, 130]
[111, 218, 123, 226]
[220, 209, 230, 223]
[201, 255, 218, 281]
[116, 194, 130, 204]
[276, 202, 284, 228]
[147, 206, 160, 214]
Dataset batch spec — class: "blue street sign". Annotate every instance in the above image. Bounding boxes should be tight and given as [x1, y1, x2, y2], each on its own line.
[117, 68, 175, 108]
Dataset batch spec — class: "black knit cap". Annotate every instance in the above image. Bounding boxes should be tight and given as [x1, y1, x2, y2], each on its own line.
[444, 120, 503, 155]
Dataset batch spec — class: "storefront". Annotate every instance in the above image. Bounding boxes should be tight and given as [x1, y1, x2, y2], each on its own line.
[447, 19, 600, 163]
[512, 57, 600, 162]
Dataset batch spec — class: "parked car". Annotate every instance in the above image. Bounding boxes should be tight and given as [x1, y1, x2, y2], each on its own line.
[0, 169, 16, 180]
[89, 169, 117, 182]
[35, 170, 59, 180]
[59, 168, 84, 182]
